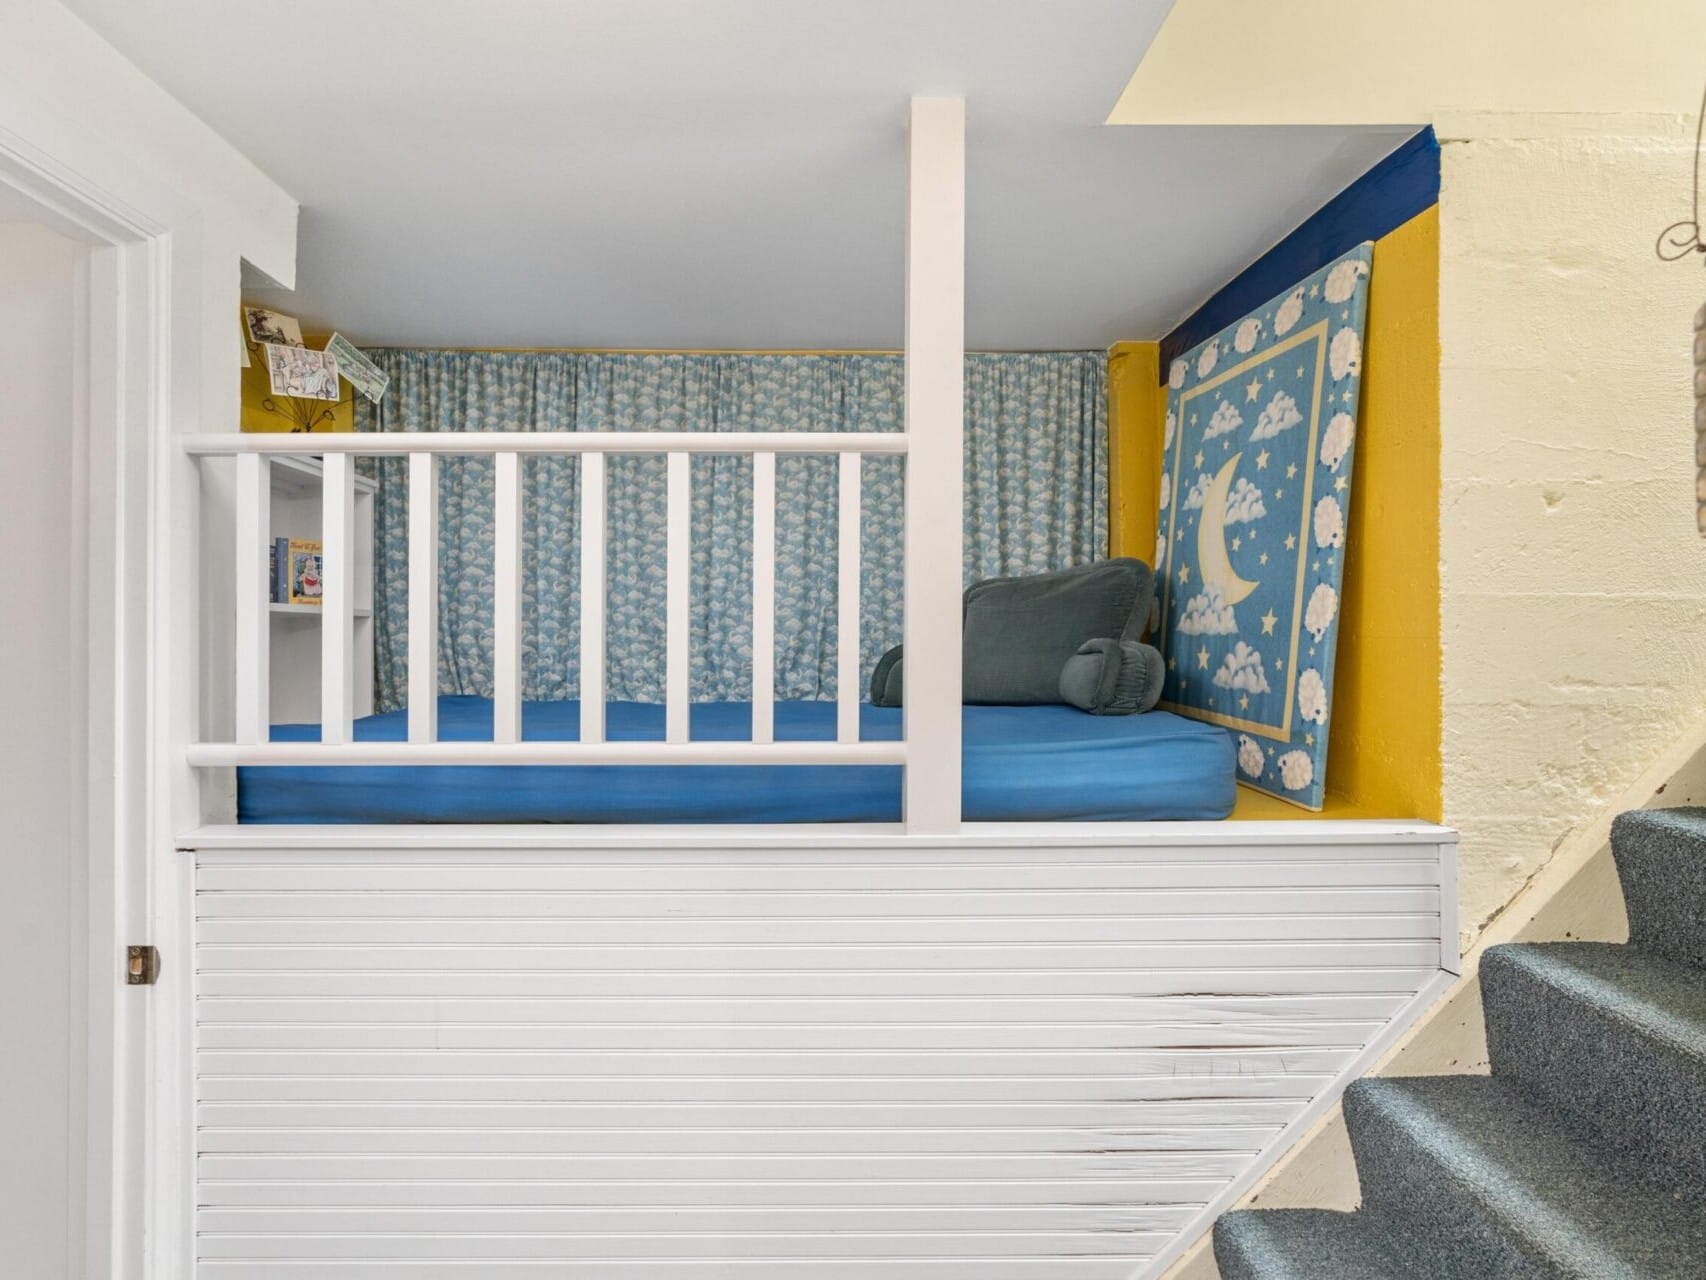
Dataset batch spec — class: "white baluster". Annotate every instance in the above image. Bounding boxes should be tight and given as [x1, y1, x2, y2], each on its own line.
[666, 451, 690, 744]
[751, 452, 776, 745]
[407, 452, 438, 743]
[579, 452, 606, 744]
[234, 453, 271, 744]
[321, 453, 356, 744]
[838, 452, 862, 744]
[493, 451, 523, 744]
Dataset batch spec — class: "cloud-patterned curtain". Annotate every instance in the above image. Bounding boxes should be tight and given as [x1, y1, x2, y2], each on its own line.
[356, 351, 1105, 711]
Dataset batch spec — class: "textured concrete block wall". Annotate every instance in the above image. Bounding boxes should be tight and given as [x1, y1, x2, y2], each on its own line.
[1439, 113, 1706, 935]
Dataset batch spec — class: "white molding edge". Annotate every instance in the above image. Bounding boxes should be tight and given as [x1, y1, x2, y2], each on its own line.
[1135, 966, 1458, 1280]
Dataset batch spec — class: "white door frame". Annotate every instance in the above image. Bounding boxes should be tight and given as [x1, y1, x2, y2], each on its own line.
[0, 125, 170, 1280]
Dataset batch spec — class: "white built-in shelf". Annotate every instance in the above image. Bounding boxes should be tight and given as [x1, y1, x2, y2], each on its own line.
[270, 452, 379, 498]
[270, 603, 373, 618]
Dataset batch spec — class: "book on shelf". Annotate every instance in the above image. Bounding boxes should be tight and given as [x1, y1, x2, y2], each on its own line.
[288, 538, 324, 606]
[270, 537, 289, 603]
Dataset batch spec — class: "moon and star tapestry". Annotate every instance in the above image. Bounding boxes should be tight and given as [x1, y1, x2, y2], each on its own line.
[1155, 243, 1373, 809]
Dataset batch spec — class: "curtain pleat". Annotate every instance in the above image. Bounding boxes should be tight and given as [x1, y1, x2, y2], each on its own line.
[357, 351, 1106, 711]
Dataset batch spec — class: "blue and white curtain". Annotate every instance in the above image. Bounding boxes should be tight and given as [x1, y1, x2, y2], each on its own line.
[356, 351, 1106, 711]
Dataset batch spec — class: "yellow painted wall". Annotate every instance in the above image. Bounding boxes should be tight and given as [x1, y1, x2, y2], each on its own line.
[1111, 208, 1442, 822]
[1107, 341, 1161, 561]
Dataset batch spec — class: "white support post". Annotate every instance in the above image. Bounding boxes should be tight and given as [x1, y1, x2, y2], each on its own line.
[579, 452, 606, 744]
[407, 452, 439, 744]
[666, 451, 691, 744]
[321, 452, 356, 745]
[750, 453, 776, 745]
[493, 451, 523, 744]
[837, 452, 862, 743]
[234, 453, 271, 744]
[902, 96, 965, 833]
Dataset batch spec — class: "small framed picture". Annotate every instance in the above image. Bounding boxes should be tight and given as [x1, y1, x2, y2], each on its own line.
[288, 539, 324, 606]
[243, 305, 304, 348]
[265, 343, 342, 401]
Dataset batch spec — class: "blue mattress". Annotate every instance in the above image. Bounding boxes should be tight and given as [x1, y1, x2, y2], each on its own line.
[239, 695, 1235, 824]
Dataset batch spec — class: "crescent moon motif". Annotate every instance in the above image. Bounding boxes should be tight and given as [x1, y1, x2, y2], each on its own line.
[1196, 453, 1261, 606]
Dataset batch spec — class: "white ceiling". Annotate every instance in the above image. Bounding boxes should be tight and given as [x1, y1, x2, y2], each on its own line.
[64, 0, 1412, 349]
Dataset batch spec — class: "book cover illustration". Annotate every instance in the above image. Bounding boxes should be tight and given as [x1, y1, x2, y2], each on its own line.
[288, 539, 324, 606]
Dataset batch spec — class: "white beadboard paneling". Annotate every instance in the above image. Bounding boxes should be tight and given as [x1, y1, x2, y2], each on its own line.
[192, 833, 1451, 1276]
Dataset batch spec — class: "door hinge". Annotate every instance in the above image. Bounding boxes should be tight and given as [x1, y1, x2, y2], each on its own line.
[126, 945, 160, 986]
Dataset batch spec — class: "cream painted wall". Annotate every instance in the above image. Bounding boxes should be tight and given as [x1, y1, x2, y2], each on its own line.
[0, 218, 87, 1280]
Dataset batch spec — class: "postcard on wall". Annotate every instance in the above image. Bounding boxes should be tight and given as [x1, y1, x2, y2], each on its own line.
[325, 332, 389, 403]
[243, 305, 304, 348]
[264, 342, 342, 401]
[287, 539, 324, 606]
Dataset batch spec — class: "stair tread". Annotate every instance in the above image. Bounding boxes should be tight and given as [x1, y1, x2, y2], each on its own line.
[1214, 1208, 1425, 1280]
[1486, 942, 1706, 1058]
[1347, 1075, 1706, 1278]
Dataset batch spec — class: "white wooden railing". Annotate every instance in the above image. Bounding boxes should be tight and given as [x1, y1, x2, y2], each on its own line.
[186, 96, 965, 831]
[187, 431, 908, 769]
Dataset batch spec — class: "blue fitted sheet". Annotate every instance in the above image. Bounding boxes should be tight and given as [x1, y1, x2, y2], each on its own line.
[239, 695, 1236, 824]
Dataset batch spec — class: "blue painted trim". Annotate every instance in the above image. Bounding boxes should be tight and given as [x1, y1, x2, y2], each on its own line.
[1159, 126, 1439, 377]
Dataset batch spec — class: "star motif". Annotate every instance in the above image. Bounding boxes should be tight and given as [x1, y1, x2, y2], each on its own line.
[1343, 388, 1354, 402]
[1194, 449, 1205, 468]
[1275, 657, 1285, 671]
[1178, 565, 1192, 586]
[1238, 694, 1250, 711]
[1256, 449, 1270, 470]
[1190, 412, 1199, 425]
[1223, 438, 1232, 450]
[1313, 560, 1321, 572]
[1196, 647, 1210, 670]
[1334, 475, 1348, 492]
[1259, 552, 1269, 566]
[1231, 535, 1242, 551]
[1167, 656, 1177, 671]
[1286, 463, 1298, 479]
[1296, 365, 1305, 378]
[1284, 533, 1297, 551]
[1304, 732, 1315, 746]
[1340, 308, 1349, 320]
[1244, 377, 1263, 403]
[1309, 283, 1320, 297]
[1274, 489, 1283, 501]
[1266, 369, 1275, 380]
[1260, 609, 1278, 635]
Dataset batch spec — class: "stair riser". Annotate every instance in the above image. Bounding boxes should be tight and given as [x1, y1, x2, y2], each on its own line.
[1344, 1087, 1563, 1280]
[1482, 954, 1706, 1205]
[1611, 812, 1706, 969]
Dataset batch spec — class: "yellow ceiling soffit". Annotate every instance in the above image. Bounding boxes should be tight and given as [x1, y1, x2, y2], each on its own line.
[1108, 0, 1706, 127]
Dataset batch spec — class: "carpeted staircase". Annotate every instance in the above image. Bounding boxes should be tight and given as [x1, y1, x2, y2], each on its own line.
[1213, 807, 1706, 1279]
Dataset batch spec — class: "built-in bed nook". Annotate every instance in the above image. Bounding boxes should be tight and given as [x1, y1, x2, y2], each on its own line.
[181, 101, 1455, 1279]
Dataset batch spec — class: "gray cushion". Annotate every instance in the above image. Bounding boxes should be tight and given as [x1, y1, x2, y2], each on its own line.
[1059, 638, 1165, 715]
[869, 558, 1154, 707]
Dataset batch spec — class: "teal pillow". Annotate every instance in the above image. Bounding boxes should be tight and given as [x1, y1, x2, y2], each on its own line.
[1059, 638, 1165, 715]
[868, 557, 1154, 707]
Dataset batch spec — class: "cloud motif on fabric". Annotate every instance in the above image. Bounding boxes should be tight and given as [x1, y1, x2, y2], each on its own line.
[1238, 734, 1265, 778]
[1234, 318, 1264, 354]
[1164, 409, 1176, 451]
[1314, 494, 1345, 548]
[1212, 641, 1271, 693]
[1177, 584, 1238, 635]
[1182, 472, 1214, 511]
[1277, 749, 1314, 792]
[1224, 476, 1268, 525]
[1154, 531, 1166, 571]
[1251, 390, 1303, 440]
[1330, 327, 1363, 379]
[1197, 340, 1221, 378]
[1205, 399, 1243, 440]
[1320, 412, 1355, 471]
[1298, 667, 1328, 724]
[1159, 472, 1171, 511]
[1169, 359, 1186, 390]
[1304, 582, 1338, 642]
[1324, 257, 1369, 304]
[1274, 289, 1305, 335]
